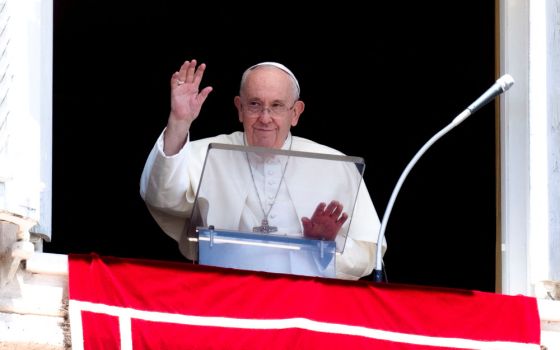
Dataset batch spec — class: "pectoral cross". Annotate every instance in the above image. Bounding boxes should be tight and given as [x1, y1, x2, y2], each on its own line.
[253, 219, 278, 233]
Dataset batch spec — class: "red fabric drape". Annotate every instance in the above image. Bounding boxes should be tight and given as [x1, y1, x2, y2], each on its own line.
[68, 253, 541, 350]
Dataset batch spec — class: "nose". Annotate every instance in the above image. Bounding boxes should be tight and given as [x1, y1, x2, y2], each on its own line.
[258, 108, 273, 122]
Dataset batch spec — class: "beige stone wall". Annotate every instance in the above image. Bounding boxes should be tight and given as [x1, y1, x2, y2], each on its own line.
[1, 216, 68, 348]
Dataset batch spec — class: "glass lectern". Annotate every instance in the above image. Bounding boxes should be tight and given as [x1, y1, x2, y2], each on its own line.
[180, 143, 365, 278]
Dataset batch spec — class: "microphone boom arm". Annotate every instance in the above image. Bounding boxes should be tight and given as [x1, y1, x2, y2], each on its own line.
[372, 73, 514, 283]
[373, 109, 471, 282]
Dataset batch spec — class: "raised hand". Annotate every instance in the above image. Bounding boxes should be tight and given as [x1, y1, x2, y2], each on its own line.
[302, 200, 348, 240]
[170, 60, 213, 123]
[164, 59, 213, 155]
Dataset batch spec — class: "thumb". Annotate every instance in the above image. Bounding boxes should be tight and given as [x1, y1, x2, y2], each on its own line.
[301, 217, 312, 233]
[197, 86, 213, 104]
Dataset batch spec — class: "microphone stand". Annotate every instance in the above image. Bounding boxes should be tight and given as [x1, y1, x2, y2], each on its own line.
[372, 110, 471, 282]
[372, 75, 514, 283]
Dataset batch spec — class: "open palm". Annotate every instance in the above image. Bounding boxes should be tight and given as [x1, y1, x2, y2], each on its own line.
[302, 200, 348, 240]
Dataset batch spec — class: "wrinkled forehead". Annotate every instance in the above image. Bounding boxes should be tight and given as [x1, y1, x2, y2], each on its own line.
[248, 62, 300, 95]
[241, 62, 300, 99]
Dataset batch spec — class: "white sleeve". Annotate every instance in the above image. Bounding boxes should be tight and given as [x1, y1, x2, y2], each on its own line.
[335, 238, 373, 280]
[140, 129, 195, 213]
[139, 129, 196, 242]
[334, 179, 386, 280]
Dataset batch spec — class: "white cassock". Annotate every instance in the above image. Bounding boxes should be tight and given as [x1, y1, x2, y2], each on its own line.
[140, 131, 386, 280]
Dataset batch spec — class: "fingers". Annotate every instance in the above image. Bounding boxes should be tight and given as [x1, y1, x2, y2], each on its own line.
[192, 62, 207, 86]
[178, 60, 195, 83]
[197, 86, 214, 104]
[171, 59, 206, 88]
[313, 200, 344, 219]
[311, 202, 327, 219]
[301, 217, 312, 233]
[186, 60, 197, 83]
[336, 212, 349, 226]
[171, 71, 181, 88]
[325, 200, 343, 218]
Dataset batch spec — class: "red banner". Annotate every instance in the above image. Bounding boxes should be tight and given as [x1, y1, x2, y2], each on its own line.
[68, 253, 541, 350]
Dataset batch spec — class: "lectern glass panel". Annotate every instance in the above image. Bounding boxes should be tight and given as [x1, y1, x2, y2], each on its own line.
[183, 143, 365, 278]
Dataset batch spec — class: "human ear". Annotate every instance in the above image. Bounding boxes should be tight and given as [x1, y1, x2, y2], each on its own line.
[234, 96, 243, 122]
[291, 100, 305, 126]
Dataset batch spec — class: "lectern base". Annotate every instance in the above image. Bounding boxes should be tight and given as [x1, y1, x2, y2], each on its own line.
[198, 227, 337, 278]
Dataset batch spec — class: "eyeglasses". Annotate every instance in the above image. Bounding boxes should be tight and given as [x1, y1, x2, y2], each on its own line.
[242, 100, 295, 116]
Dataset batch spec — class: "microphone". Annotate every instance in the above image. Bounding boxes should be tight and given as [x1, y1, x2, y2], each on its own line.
[372, 74, 515, 283]
[467, 74, 515, 114]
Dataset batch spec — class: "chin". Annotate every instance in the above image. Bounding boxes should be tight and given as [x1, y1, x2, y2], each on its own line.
[250, 134, 278, 148]
[254, 141, 276, 149]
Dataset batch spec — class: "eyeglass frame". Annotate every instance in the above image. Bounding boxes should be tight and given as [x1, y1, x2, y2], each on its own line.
[240, 98, 297, 116]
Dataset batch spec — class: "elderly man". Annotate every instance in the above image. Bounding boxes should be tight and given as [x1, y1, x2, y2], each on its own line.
[140, 59, 385, 280]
